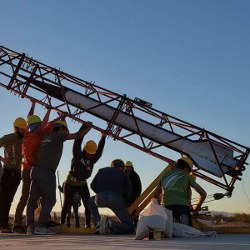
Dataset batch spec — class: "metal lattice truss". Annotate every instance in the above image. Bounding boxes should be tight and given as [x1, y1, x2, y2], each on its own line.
[0, 45, 249, 195]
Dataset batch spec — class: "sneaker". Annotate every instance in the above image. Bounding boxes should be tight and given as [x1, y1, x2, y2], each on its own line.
[98, 217, 110, 235]
[93, 222, 100, 234]
[34, 226, 56, 235]
[26, 225, 34, 235]
[13, 225, 26, 234]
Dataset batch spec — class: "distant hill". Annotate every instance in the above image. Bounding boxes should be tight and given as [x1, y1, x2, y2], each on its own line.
[210, 211, 235, 217]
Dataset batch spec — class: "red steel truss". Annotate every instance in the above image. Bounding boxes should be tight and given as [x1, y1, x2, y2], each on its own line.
[0, 45, 249, 195]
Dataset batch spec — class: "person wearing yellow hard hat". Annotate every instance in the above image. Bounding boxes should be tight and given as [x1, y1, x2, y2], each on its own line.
[154, 156, 207, 227]
[0, 115, 27, 233]
[124, 160, 142, 228]
[26, 119, 92, 235]
[13, 99, 65, 234]
[61, 127, 107, 229]
[124, 161, 142, 206]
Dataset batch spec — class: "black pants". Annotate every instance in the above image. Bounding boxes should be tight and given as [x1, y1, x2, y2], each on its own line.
[0, 168, 21, 228]
[61, 183, 91, 227]
[66, 202, 80, 227]
[166, 204, 192, 226]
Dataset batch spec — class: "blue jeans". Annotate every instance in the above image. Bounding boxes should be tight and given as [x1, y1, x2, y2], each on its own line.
[88, 191, 133, 234]
[27, 166, 56, 227]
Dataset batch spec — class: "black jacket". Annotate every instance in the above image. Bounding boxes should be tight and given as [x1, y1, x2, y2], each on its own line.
[126, 167, 142, 205]
[91, 167, 132, 203]
[70, 125, 106, 180]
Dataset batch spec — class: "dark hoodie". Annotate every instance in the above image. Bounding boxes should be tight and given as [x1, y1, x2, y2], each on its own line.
[125, 166, 142, 205]
[70, 125, 106, 180]
[91, 166, 132, 203]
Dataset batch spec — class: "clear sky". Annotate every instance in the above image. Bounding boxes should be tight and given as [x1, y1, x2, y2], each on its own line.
[0, 0, 249, 215]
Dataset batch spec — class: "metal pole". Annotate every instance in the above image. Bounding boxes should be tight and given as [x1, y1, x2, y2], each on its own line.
[57, 170, 63, 208]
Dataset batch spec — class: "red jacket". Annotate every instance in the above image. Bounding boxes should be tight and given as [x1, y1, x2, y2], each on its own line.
[22, 120, 56, 170]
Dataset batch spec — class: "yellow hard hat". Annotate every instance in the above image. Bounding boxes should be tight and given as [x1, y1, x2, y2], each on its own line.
[179, 156, 193, 169]
[54, 120, 68, 129]
[13, 117, 27, 129]
[125, 161, 133, 167]
[84, 140, 97, 154]
[27, 115, 42, 125]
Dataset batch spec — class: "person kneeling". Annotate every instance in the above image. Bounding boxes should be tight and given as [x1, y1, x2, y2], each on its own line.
[88, 159, 134, 234]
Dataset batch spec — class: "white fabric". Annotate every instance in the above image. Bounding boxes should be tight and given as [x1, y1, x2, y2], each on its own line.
[173, 223, 217, 237]
[135, 198, 173, 240]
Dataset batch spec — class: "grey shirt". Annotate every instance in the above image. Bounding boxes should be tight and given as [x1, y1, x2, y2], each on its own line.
[36, 131, 67, 172]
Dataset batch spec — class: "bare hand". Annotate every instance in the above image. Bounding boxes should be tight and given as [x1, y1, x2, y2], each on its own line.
[58, 112, 67, 120]
[192, 204, 202, 215]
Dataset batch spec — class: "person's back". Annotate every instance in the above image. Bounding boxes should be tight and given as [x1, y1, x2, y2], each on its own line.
[161, 168, 194, 206]
[154, 157, 206, 226]
[26, 120, 92, 235]
[88, 159, 133, 235]
[91, 167, 130, 197]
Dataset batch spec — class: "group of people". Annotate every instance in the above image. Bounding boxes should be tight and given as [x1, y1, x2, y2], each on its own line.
[0, 99, 206, 236]
[0, 100, 143, 235]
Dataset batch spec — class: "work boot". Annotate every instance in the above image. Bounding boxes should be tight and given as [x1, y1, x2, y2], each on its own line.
[98, 217, 111, 235]
[13, 225, 26, 234]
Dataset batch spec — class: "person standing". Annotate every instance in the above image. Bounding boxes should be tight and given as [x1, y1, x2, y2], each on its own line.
[124, 161, 142, 206]
[88, 159, 133, 235]
[61, 129, 106, 228]
[58, 183, 81, 228]
[66, 192, 81, 228]
[124, 161, 142, 228]
[26, 120, 92, 235]
[13, 100, 62, 233]
[0, 117, 27, 233]
[153, 157, 207, 226]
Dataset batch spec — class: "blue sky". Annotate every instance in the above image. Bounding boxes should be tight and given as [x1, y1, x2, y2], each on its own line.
[0, 0, 249, 214]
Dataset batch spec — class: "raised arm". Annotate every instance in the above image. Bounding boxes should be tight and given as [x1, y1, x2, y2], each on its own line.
[27, 99, 36, 118]
[42, 112, 67, 135]
[67, 121, 92, 140]
[42, 108, 51, 124]
[71, 122, 90, 156]
[93, 131, 107, 163]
